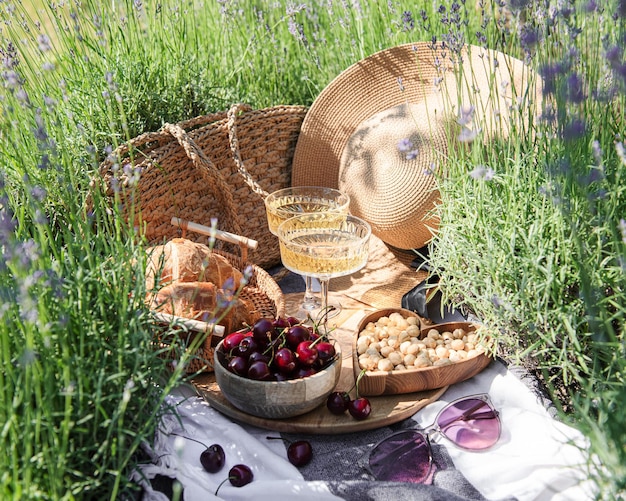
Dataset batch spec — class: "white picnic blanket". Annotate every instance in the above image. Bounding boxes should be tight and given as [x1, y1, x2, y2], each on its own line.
[133, 357, 597, 501]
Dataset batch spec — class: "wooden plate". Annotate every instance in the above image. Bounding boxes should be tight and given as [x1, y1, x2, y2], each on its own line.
[192, 372, 447, 434]
[354, 310, 493, 396]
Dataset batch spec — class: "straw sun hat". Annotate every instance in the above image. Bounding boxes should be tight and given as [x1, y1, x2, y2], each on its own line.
[291, 41, 542, 250]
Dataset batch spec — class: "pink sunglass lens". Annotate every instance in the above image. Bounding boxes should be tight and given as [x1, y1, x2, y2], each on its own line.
[369, 431, 432, 483]
[437, 398, 500, 450]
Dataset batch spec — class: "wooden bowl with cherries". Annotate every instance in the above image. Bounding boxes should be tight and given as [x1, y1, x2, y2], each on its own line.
[213, 318, 342, 419]
[353, 308, 492, 396]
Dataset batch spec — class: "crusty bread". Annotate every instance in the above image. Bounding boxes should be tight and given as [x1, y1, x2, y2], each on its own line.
[151, 281, 259, 333]
[146, 238, 244, 292]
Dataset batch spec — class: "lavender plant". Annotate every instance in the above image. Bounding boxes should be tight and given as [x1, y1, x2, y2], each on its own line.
[427, 1, 626, 495]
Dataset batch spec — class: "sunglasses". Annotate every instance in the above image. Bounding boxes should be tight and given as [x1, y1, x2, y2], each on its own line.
[366, 394, 501, 484]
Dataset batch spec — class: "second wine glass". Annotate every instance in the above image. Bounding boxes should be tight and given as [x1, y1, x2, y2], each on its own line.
[265, 186, 350, 319]
[276, 213, 371, 328]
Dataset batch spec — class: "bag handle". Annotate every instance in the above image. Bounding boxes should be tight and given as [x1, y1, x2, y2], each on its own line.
[102, 110, 229, 164]
[99, 104, 270, 242]
[227, 103, 270, 199]
[161, 122, 245, 237]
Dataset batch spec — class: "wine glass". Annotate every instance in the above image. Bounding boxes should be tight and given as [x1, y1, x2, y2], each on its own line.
[276, 213, 371, 327]
[265, 186, 350, 318]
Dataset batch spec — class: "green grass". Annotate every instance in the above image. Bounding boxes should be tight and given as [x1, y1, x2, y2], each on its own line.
[1, 0, 625, 498]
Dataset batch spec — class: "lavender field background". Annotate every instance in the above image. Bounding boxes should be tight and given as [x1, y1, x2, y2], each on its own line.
[1, 1, 625, 498]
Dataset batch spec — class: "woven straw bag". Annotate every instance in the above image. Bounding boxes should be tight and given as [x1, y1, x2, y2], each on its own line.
[99, 103, 308, 269]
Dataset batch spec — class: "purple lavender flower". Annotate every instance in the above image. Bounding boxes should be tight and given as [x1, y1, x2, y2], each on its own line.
[37, 34, 52, 52]
[616, 141, 626, 165]
[397, 76, 404, 91]
[31, 186, 47, 202]
[469, 165, 495, 181]
[563, 118, 586, 141]
[0, 204, 17, 242]
[397, 138, 413, 152]
[567, 73, 586, 103]
[592, 139, 603, 165]
[402, 10, 414, 31]
[1, 42, 19, 69]
[16, 88, 29, 106]
[457, 105, 475, 126]
[458, 127, 478, 143]
[406, 149, 419, 160]
[2, 70, 21, 88]
[520, 25, 539, 51]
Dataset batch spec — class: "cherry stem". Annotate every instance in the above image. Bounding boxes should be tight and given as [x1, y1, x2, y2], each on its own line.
[215, 475, 246, 496]
[354, 368, 367, 399]
[214, 477, 229, 496]
[169, 432, 208, 449]
[266, 435, 290, 445]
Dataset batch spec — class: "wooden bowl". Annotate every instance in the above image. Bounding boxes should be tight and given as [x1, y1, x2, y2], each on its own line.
[213, 340, 342, 419]
[353, 308, 492, 396]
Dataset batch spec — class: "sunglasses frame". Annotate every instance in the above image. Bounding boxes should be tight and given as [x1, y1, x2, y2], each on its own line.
[364, 393, 501, 484]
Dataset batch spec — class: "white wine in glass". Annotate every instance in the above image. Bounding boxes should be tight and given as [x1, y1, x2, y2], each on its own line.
[265, 186, 350, 318]
[276, 213, 371, 326]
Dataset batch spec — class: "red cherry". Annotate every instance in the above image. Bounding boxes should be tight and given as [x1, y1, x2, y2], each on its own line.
[266, 436, 313, 467]
[272, 317, 291, 330]
[248, 351, 270, 365]
[215, 463, 254, 495]
[295, 340, 318, 366]
[316, 341, 336, 366]
[229, 464, 254, 487]
[222, 332, 247, 352]
[348, 397, 371, 420]
[227, 356, 248, 376]
[294, 366, 316, 378]
[247, 360, 272, 380]
[252, 318, 275, 343]
[326, 391, 350, 415]
[236, 336, 260, 358]
[287, 440, 313, 467]
[286, 325, 311, 350]
[286, 316, 302, 326]
[200, 444, 225, 473]
[274, 347, 297, 374]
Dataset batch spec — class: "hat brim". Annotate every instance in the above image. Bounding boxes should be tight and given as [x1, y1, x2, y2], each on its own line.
[292, 41, 541, 189]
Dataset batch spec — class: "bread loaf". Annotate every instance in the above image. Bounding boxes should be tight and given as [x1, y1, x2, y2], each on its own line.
[151, 281, 259, 333]
[146, 238, 244, 291]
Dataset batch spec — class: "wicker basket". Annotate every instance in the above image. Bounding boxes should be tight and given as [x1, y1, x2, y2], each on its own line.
[153, 224, 286, 374]
[98, 103, 308, 269]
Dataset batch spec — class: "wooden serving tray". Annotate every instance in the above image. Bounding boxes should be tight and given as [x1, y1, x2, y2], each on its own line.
[192, 372, 446, 435]
[191, 305, 448, 434]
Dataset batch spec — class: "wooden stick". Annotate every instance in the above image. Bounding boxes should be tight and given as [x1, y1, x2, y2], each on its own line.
[152, 311, 226, 337]
[171, 217, 258, 250]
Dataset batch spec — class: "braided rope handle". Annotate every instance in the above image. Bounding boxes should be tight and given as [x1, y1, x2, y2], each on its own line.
[227, 103, 270, 199]
[100, 110, 229, 170]
[97, 105, 274, 241]
[161, 123, 245, 237]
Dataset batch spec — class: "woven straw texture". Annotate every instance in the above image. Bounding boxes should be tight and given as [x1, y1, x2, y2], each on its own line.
[156, 247, 286, 374]
[291, 42, 541, 249]
[99, 104, 308, 269]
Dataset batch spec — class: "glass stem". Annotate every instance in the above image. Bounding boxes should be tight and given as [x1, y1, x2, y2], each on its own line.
[302, 275, 320, 311]
[319, 278, 330, 328]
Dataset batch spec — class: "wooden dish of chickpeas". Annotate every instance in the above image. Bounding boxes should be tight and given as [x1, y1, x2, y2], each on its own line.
[353, 308, 493, 396]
